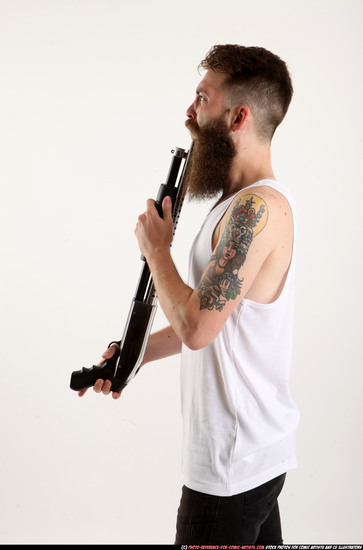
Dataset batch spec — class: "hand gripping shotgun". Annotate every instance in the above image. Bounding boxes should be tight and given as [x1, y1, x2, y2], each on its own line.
[70, 144, 193, 394]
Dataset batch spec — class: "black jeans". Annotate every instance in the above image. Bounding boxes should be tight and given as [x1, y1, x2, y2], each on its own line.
[175, 474, 286, 545]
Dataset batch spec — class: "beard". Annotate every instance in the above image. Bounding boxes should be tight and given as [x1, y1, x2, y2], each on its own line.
[184, 114, 237, 201]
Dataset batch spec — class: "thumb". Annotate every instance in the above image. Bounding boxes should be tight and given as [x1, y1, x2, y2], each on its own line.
[162, 195, 173, 218]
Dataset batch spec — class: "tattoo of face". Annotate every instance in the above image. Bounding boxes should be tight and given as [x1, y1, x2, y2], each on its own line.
[198, 194, 268, 312]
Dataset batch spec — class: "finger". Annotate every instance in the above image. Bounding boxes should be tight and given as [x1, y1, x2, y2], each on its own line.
[137, 211, 147, 224]
[146, 198, 156, 212]
[93, 378, 105, 393]
[101, 379, 112, 395]
[78, 388, 88, 397]
[101, 343, 119, 360]
[135, 213, 147, 236]
[98, 343, 120, 366]
[162, 195, 172, 218]
[112, 391, 122, 400]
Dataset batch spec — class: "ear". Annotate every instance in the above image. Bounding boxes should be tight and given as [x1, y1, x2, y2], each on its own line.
[230, 105, 250, 132]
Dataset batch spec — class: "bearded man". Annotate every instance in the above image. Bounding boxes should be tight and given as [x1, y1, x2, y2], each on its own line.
[80, 44, 299, 544]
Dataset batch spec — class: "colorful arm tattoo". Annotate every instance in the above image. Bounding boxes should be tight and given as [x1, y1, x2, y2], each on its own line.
[197, 194, 268, 312]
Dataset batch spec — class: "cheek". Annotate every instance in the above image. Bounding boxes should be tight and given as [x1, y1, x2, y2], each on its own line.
[197, 110, 209, 128]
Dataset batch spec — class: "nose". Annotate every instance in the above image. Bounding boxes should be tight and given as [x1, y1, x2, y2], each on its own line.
[186, 101, 196, 120]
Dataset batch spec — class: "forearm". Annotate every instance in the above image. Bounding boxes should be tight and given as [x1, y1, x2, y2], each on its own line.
[135, 196, 213, 349]
[146, 249, 201, 348]
[142, 325, 182, 365]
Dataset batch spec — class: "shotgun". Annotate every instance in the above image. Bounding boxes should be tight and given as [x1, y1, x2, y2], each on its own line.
[70, 144, 193, 393]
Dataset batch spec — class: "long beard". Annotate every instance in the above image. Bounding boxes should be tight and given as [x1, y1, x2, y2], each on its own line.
[184, 115, 237, 201]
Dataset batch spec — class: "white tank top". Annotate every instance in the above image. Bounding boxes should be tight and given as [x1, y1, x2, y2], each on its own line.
[180, 179, 300, 497]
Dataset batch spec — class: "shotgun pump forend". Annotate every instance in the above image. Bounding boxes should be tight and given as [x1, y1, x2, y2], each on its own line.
[70, 144, 193, 393]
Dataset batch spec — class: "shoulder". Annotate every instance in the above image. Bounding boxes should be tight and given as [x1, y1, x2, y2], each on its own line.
[232, 184, 292, 212]
[223, 185, 293, 237]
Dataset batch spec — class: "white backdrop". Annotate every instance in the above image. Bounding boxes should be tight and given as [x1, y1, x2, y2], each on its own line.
[1, 0, 362, 544]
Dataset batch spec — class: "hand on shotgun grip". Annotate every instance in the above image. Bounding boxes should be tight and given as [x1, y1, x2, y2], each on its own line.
[71, 342, 121, 396]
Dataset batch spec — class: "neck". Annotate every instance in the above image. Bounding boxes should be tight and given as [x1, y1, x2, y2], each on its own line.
[221, 140, 275, 200]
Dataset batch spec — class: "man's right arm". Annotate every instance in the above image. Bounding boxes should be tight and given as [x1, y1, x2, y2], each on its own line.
[78, 325, 182, 399]
[142, 325, 183, 364]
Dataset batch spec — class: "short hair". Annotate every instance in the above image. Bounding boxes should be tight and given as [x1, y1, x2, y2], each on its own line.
[200, 44, 293, 141]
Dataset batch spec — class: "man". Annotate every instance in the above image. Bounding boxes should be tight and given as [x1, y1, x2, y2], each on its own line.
[80, 44, 299, 544]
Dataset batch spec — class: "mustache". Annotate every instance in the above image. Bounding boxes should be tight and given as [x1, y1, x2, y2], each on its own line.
[185, 117, 202, 138]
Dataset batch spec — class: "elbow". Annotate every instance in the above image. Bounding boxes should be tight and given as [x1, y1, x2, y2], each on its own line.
[181, 324, 215, 351]
[175, 299, 221, 350]
[183, 335, 204, 351]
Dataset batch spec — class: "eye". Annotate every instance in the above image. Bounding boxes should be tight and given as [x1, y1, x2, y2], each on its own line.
[197, 93, 206, 103]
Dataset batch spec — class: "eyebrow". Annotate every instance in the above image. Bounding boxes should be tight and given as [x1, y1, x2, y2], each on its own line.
[196, 86, 209, 96]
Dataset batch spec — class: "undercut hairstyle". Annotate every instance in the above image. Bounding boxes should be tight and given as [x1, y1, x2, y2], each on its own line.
[200, 44, 293, 142]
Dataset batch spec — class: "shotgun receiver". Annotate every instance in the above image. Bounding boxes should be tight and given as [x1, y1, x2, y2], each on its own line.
[70, 144, 193, 393]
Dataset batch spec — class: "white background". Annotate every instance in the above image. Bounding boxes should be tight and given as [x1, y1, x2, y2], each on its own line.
[1, 0, 362, 544]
